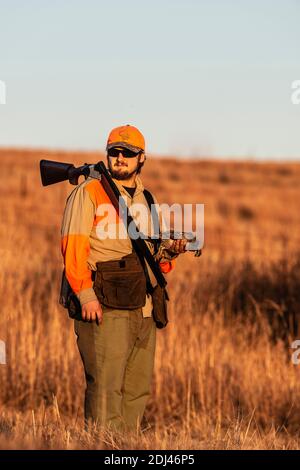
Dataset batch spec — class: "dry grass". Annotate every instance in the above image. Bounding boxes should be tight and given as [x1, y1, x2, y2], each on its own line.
[1, 148, 300, 449]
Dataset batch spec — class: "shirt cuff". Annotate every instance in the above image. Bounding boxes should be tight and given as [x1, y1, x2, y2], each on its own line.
[159, 250, 179, 262]
[76, 287, 98, 306]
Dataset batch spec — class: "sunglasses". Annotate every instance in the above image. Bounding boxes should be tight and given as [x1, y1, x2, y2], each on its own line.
[107, 147, 141, 159]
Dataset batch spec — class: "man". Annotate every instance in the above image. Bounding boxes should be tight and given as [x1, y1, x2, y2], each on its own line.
[61, 125, 185, 432]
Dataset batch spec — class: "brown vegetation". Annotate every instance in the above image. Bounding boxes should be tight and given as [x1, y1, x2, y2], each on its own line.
[0, 148, 300, 449]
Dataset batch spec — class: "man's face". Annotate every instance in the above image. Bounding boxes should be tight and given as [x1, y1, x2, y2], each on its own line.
[107, 147, 145, 180]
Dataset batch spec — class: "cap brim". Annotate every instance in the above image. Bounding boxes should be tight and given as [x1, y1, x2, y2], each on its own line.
[106, 142, 143, 154]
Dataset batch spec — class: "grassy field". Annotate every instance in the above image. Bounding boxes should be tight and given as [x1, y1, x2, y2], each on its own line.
[0, 148, 300, 449]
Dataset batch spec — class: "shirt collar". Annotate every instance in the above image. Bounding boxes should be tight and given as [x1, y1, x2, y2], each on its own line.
[112, 174, 144, 198]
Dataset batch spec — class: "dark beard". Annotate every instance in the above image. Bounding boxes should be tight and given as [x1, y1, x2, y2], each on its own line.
[109, 167, 137, 180]
[109, 168, 136, 181]
[107, 159, 140, 180]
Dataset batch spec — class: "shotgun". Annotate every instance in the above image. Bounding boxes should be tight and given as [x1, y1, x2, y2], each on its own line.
[40, 159, 202, 257]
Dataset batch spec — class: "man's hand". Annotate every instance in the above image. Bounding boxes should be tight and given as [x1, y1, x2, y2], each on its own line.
[169, 238, 187, 254]
[82, 300, 103, 324]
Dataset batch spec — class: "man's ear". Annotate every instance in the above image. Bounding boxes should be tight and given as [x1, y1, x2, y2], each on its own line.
[139, 153, 146, 163]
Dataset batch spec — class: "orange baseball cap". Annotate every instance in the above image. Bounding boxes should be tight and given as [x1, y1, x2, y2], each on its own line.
[106, 124, 145, 153]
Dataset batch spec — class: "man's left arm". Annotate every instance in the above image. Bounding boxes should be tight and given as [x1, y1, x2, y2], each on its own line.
[150, 194, 184, 274]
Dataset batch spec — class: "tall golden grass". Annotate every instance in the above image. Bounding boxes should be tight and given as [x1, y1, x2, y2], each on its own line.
[1, 149, 300, 449]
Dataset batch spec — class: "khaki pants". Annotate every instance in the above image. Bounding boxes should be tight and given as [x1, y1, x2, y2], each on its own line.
[74, 306, 156, 432]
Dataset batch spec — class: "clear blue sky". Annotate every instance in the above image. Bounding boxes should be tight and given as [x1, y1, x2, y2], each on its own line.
[0, 0, 299, 159]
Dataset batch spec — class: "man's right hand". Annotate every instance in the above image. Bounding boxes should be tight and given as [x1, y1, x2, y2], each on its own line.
[81, 300, 103, 324]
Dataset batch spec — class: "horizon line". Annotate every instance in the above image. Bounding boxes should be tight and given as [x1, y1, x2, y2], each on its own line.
[0, 145, 299, 164]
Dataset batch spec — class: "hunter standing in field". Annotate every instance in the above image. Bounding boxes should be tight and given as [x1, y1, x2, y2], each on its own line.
[60, 125, 186, 431]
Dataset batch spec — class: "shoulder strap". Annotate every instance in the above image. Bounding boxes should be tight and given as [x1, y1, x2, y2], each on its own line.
[143, 188, 155, 206]
[143, 189, 160, 254]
